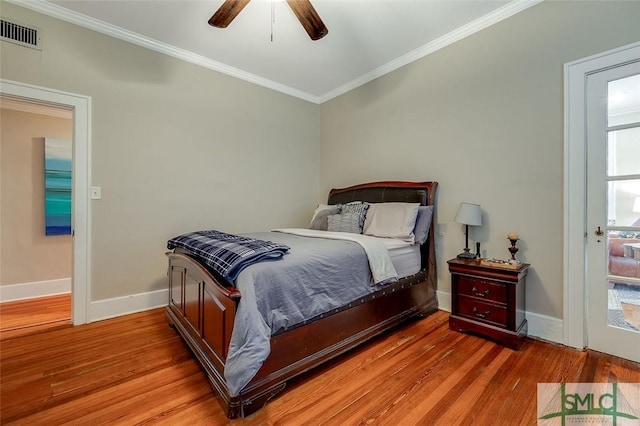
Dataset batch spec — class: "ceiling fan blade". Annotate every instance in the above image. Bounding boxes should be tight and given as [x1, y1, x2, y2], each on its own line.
[208, 0, 251, 28]
[286, 0, 328, 41]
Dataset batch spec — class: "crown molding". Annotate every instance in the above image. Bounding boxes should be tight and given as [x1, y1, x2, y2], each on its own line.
[5, 0, 322, 103]
[7, 0, 541, 105]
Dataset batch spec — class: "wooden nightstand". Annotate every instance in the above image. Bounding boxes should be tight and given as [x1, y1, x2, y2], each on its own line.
[447, 258, 529, 350]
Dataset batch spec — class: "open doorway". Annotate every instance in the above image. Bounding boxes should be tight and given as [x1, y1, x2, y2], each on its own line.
[0, 97, 73, 337]
[0, 79, 91, 326]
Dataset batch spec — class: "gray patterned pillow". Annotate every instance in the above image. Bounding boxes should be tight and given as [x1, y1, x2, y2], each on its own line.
[338, 201, 369, 233]
[327, 213, 362, 234]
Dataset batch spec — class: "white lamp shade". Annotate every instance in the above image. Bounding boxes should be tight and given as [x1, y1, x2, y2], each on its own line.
[454, 202, 482, 226]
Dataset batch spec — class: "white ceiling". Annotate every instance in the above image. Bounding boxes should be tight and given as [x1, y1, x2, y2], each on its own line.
[12, 0, 543, 103]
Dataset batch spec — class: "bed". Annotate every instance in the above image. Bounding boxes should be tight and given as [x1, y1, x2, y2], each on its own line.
[165, 180, 439, 418]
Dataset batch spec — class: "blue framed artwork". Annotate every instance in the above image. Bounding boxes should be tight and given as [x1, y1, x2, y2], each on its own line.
[44, 138, 72, 236]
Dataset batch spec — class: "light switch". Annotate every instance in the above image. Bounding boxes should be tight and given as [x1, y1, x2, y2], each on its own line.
[91, 186, 102, 200]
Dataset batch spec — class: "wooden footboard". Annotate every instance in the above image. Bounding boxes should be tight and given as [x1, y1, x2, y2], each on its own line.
[165, 181, 439, 418]
[166, 252, 437, 418]
[165, 251, 239, 398]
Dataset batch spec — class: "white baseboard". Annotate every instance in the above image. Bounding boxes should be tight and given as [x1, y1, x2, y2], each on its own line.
[91, 289, 564, 344]
[0, 278, 71, 302]
[526, 311, 564, 344]
[436, 291, 563, 345]
[89, 289, 168, 323]
[15, 285, 559, 344]
[0, 281, 167, 323]
[437, 290, 451, 312]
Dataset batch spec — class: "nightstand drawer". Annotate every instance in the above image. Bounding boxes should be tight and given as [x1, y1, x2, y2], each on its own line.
[458, 295, 508, 328]
[448, 258, 529, 349]
[458, 276, 507, 304]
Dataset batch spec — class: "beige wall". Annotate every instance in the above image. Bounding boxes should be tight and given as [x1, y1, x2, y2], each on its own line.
[0, 1, 320, 301]
[2, 0, 639, 322]
[319, 1, 640, 319]
[0, 107, 73, 285]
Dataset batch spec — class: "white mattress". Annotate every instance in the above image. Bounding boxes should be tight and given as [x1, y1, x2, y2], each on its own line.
[380, 238, 422, 278]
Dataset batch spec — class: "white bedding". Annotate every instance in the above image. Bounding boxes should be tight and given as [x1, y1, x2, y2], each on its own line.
[387, 243, 421, 278]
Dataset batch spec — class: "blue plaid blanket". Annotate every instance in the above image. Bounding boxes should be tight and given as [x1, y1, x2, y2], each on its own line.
[167, 230, 290, 282]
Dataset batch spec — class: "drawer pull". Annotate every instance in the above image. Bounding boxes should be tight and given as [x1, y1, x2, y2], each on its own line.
[472, 306, 491, 319]
[472, 286, 490, 297]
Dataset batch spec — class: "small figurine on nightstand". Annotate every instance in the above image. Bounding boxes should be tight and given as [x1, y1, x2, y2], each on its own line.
[475, 242, 481, 260]
[507, 232, 520, 264]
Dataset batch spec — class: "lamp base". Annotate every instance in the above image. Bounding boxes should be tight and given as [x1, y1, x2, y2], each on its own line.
[457, 249, 475, 260]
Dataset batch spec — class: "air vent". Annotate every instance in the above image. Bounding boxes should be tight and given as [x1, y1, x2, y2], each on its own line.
[1, 18, 41, 50]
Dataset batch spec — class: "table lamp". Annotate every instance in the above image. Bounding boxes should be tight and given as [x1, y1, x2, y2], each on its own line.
[454, 202, 482, 259]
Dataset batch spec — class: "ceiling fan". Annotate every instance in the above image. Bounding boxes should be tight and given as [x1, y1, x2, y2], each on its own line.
[208, 0, 328, 41]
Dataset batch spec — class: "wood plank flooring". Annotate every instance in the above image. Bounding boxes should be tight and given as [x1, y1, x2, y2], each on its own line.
[0, 294, 71, 341]
[1, 308, 639, 425]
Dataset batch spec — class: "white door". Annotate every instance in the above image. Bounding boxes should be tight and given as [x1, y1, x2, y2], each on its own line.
[586, 61, 640, 362]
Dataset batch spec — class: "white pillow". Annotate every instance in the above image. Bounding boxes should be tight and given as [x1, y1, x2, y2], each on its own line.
[309, 204, 339, 231]
[363, 202, 421, 243]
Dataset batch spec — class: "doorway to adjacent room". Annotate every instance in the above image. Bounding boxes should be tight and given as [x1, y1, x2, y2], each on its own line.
[0, 79, 91, 325]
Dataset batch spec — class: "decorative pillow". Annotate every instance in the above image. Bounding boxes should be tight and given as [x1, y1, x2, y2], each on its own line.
[413, 205, 434, 245]
[339, 201, 369, 233]
[363, 202, 420, 242]
[618, 231, 640, 238]
[309, 204, 340, 231]
[327, 212, 362, 234]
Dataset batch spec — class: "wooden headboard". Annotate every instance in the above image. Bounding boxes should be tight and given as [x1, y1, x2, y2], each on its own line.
[328, 181, 436, 206]
[327, 181, 438, 283]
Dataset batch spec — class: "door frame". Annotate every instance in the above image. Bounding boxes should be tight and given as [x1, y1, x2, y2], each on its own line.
[0, 78, 92, 325]
[563, 41, 640, 349]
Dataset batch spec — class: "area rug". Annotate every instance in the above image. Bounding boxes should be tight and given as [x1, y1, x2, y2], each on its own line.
[608, 284, 640, 332]
[621, 301, 640, 330]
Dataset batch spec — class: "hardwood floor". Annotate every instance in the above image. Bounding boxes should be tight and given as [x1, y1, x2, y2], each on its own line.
[1, 308, 639, 425]
[0, 294, 71, 341]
